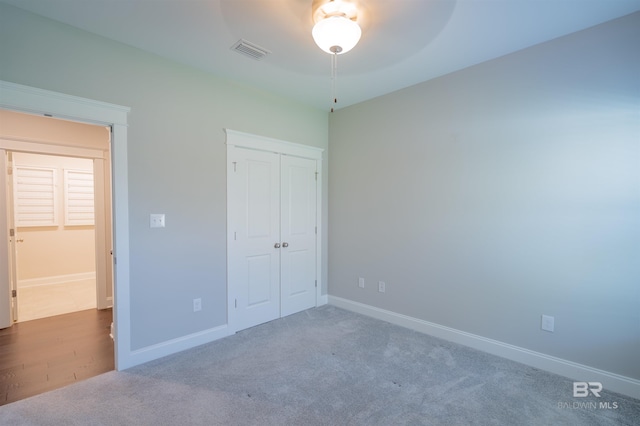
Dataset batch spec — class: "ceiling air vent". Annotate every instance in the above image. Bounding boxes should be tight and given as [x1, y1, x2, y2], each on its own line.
[231, 39, 271, 61]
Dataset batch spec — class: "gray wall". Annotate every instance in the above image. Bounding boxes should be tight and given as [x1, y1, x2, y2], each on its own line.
[0, 4, 328, 350]
[329, 12, 639, 379]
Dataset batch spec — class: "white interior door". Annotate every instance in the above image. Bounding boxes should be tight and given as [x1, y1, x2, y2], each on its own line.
[6, 152, 18, 323]
[93, 157, 112, 310]
[227, 129, 323, 334]
[280, 155, 317, 316]
[228, 147, 281, 331]
[0, 149, 13, 328]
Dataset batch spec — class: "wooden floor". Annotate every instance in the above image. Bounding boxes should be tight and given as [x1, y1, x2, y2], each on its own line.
[0, 308, 114, 405]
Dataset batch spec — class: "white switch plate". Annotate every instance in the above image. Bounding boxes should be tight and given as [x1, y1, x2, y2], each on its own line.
[378, 281, 386, 293]
[193, 298, 202, 312]
[150, 214, 165, 228]
[358, 277, 365, 288]
[541, 314, 555, 332]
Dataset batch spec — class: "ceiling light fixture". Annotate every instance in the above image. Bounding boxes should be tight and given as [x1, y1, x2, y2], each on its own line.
[311, 0, 362, 112]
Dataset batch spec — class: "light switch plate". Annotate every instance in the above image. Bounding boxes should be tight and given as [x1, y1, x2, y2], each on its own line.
[150, 214, 165, 228]
[541, 314, 555, 332]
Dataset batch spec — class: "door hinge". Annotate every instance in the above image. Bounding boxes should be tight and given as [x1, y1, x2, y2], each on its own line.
[315, 226, 317, 235]
[232, 162, 237, 172]
[12, 290, 17, 298]
[9, 228, 15, 237]
[235, 299, 237, 308]
[7, 166, 12, 175]
[315, 280, 317, 288]
[315, 171, 318, 181]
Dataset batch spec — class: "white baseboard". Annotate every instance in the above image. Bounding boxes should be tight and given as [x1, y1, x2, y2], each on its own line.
[329, 296, 640, 400]
[119, 324, 233, 370]
[120, 295, 330, 370]
[19, 272, 96, 288]
[98, 296, 114, 310]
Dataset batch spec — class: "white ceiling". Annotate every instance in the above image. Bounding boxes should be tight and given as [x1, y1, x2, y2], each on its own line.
[3, 0, 640, 111]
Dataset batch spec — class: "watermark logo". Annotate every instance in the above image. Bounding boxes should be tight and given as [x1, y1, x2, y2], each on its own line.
[573, 382, 602, 398]
[557, 382, 619, 410]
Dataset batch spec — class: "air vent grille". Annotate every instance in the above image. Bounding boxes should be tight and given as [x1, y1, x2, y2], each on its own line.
[231, 39, 271, 60]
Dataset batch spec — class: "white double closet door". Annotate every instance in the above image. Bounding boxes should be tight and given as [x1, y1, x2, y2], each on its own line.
[227, 131, 321, 332]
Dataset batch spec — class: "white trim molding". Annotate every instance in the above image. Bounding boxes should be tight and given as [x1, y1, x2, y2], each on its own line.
[0, 81, 129, 126]
[18, 272, 96, 288]
[0, 136, 106, 159]
[329, 296, 640, 400]
[123, 325, 232, 369]
[225, 129, 323, 160]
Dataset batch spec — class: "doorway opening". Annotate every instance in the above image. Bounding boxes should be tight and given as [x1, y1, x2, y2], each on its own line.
[0, 109, 116, 404]
[10, 152, 102, 322]
[1, 79, 132, 371]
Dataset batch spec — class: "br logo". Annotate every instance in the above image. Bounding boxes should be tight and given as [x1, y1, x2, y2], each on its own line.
[573, 382, 602, 397]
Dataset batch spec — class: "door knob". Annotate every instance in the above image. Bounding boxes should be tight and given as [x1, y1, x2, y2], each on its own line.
[282, 242, 289, 247]
[274, 243, 281, 248]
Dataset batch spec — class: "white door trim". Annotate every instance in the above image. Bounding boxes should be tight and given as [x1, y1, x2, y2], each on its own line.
[0, 150, 12, 328]
[93, 157, 110, 310]
[0, 80, 132, 370]
[225, 129, 323, 160]
[225, 129, 324, 332]
[0, 137, 105, 159]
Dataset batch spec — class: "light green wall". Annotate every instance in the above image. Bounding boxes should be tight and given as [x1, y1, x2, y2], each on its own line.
[329, 12, 640, 379]
[0, 4, 328, 350]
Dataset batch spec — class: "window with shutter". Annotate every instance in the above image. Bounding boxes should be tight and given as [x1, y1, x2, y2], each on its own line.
[13, 166, 57, 227]
[64, 169, 94, 226]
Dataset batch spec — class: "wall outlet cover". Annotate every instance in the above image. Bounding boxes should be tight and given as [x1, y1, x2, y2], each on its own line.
[541, 314, 555, 332]
[150, 213, 165, 228]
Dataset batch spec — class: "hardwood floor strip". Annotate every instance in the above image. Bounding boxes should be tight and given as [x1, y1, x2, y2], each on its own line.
[0, 308, 113, 406]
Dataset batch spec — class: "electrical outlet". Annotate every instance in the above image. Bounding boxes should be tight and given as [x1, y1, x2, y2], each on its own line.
[358, 277, 365, 288]
[193, 298, 202, 312]
[378, 281, 386, 293]
[150, 214, 165, 228]
[541, 314, 554, 332]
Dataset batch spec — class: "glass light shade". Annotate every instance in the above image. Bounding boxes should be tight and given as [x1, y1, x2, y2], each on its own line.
[312, 15, 361, 54]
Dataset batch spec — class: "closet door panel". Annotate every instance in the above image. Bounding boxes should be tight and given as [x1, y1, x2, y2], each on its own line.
[228, 147, 281, 331]
[280, 155, 317, 316]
